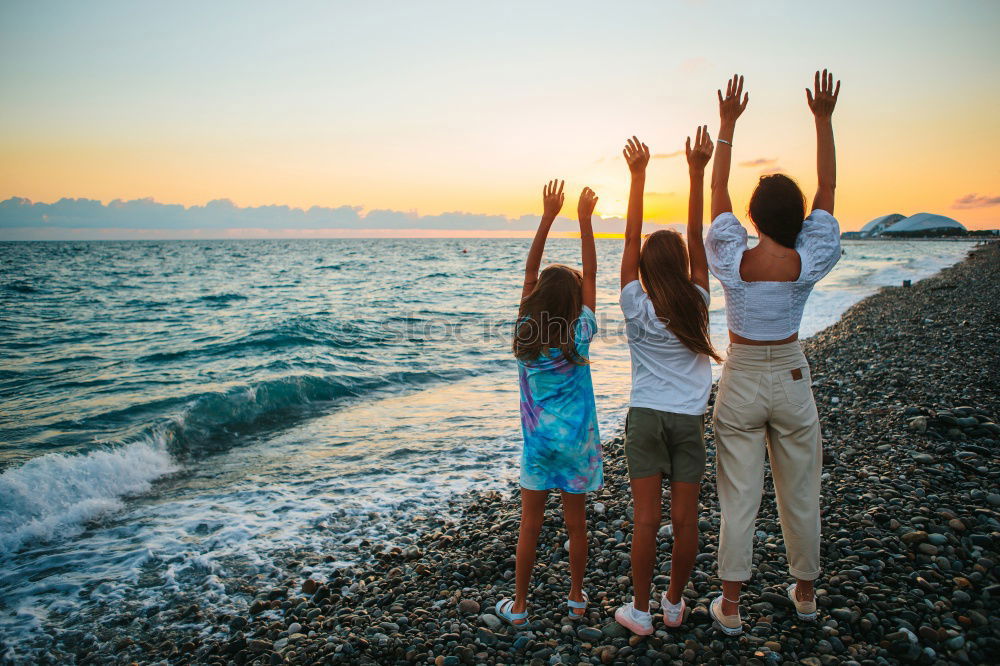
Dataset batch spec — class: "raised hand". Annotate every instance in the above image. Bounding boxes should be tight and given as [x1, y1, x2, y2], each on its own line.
[810, 70, 839, 213]
[542, 179, 565, 219]
[686, 125, 714, 174]
[686, 126, 711, 292]
[623, 136, 650, 175]
[717, 74, 749, 127]
[578, 186, 598, 309]
[806, 69, 840, 119]
[578, 187, 598, 220]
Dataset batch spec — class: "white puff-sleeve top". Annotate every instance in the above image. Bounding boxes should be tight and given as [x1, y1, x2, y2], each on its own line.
[706, 209, 841, 341]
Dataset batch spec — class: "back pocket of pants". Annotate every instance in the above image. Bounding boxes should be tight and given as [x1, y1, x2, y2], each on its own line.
[780, 368, 813, 407]
[718, 369, 762, 408]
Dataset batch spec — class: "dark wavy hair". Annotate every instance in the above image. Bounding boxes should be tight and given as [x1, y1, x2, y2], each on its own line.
[748, 174, 806, 249]
[512, 264, 587, 365]
[639, 230, 721, 363]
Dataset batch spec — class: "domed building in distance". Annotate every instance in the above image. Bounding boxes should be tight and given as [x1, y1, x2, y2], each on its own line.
[882, 213, 967, 237]
[854, 212, 968, 238]
[859, 213, 906, 238]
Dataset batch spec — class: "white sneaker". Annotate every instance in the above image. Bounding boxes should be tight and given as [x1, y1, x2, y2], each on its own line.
[614, 601, 654, 636]
[660, 592, 686, 628]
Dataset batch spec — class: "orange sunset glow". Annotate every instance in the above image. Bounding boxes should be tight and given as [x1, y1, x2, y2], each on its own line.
[1, 1, 998, 237]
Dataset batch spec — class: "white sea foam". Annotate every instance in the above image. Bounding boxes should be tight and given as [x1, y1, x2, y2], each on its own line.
[0, 434, 178, 555]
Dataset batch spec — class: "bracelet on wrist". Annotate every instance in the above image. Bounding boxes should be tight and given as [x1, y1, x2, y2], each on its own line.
[718, 138, 732, 146]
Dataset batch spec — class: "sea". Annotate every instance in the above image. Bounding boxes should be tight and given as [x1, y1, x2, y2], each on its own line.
[0, 238, 977, 660]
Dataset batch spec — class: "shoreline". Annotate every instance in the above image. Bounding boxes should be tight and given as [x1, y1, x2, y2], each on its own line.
[12, 244, 1000, 665]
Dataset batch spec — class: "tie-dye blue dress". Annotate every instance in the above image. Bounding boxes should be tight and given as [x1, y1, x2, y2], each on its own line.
[517, 306, 603, 493]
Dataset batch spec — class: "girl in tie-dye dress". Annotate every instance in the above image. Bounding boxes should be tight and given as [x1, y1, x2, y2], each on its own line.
[517, 310, 602, 493]
[495, 180, 603, 628]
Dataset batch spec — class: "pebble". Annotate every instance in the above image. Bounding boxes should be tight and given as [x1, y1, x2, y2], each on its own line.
[479, 613, 501, 630]
[600, 621, 629, 639]
[457, 598, 480, 614]
[127, 244, 1000, 666]
[513, 635, 531, 651]
[475, 627, 497, 645]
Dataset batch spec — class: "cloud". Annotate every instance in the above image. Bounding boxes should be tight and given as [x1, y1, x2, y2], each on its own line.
[0, 196, 363, 230]
[0, 196, 631, 238]
[652, 150, 684, 159]
[952, 193, 1000, 209]
[738, 158, 777, 167]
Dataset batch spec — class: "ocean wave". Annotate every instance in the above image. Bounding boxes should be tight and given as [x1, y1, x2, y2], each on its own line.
[44, 372, 370, 457]
[136, 317, 394, 364]
[3, 281, 39, 294]
[0, 434, 178, 556]
[198, 292, 248, 304]
[162, 373, 364, 457]
[0, 366, 472, 555]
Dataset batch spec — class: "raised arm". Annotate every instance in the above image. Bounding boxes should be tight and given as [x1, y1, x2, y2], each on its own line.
[621, 136, 650, 288]
[522, 179, 564, 301]
[710, 74, 749, 220]
[577, 187, 598, 311]
[807, 69, 840, 214]
[685, 125, 714, 291]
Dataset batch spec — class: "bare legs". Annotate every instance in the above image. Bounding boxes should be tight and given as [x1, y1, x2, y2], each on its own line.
[630, 476, 701, 612]
[794, 578, 814, 601]
[629, 475, 662, 612]
[512, 488, 588, 618]
[561, 490, 588, 612]
[665, 481, 701, 604]
[720, 580, 743, 616]
[512, 488, 546, 618]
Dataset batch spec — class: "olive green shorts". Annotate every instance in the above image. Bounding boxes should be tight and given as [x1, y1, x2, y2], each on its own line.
[624, 406, 706, 482]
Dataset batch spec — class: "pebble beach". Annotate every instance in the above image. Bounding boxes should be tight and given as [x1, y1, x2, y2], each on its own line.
[49, 242, 1000, 665]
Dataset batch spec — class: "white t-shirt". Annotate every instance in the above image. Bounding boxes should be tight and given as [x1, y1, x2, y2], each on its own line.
[619, 280, 713, 415]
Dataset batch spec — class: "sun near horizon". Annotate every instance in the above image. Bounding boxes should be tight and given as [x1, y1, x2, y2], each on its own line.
[1, 1, 999, 238]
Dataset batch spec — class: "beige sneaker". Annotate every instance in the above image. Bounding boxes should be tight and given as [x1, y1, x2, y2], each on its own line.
[709, 595, 743, 636]
[787, 583, 817, 621]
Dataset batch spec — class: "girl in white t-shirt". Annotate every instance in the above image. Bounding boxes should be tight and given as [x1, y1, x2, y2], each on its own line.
[613, 131, 722, 635]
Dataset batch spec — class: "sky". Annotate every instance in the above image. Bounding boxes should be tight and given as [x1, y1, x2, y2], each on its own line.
[1, 0, 998, 238]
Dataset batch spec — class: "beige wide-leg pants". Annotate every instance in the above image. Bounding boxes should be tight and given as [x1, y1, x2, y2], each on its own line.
[713, 341, 822, 582]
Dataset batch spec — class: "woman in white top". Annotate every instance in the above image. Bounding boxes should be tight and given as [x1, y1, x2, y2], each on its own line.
[613, 130, 722, 636]
[705, 71, 842, 636]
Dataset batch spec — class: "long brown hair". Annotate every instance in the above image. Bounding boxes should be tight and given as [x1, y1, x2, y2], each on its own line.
[512, 264, 587, 365]
[639, 230, 721, 362]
